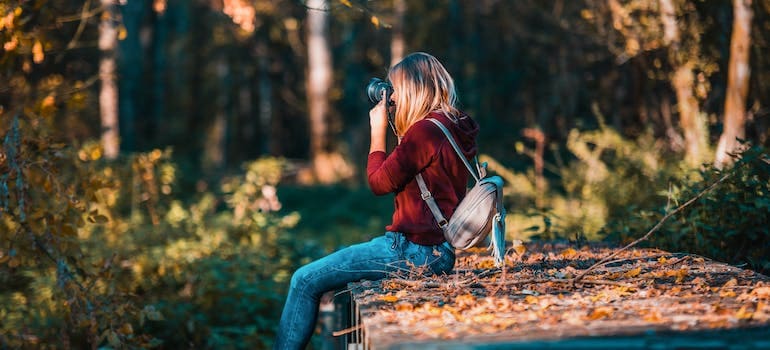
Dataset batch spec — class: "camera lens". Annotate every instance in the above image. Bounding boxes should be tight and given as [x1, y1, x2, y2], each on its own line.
[366, 78, 393, 104]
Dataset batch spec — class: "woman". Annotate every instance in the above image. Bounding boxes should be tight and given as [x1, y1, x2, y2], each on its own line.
[274, 52, 478, 349]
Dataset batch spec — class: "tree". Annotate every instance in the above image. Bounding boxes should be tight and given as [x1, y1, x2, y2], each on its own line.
[306, 0, 353, 183]
[657, 0, 709, 166]
[100, 0, 120, 159]
[390, 0, 406, 67]
[715, 0, 753, 167]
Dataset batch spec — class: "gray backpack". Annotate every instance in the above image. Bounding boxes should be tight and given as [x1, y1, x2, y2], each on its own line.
[415, 118, 507, 265]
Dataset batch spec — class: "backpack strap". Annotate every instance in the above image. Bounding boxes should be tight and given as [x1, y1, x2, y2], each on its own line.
[426, 118, 481, 182]
[415, 173, 448, 231]
[416, 117, 478, 234]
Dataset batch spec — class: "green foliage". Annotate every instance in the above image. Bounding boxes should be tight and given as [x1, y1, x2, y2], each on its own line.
[0, 118, 317, 348]
[604, 146, 770, 273]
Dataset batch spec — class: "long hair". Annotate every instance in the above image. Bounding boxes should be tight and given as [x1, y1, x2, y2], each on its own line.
[387, 52, 460, 136]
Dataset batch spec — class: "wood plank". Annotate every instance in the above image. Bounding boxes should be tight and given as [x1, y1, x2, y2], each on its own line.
[345, 242, 770, 349]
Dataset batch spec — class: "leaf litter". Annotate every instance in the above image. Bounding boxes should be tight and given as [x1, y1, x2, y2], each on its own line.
[348, 242, 770, 345]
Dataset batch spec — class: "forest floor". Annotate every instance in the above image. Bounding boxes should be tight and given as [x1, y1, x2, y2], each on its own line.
[346, 242, 770, 349]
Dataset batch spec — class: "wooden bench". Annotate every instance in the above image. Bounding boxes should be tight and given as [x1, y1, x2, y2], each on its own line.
[326, 242, 770, 349]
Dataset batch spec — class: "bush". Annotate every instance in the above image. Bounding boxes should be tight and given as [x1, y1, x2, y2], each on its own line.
[604, 145, 770, 273]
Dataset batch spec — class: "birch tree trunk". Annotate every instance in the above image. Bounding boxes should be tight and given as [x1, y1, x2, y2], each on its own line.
[658, 0, 707, 166]
[100, 0, 120, 159]
[715, 0, 753, 167]
[306, 0, 335, 183]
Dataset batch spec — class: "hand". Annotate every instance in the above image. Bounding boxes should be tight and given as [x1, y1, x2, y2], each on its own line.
[369, 92, 389, 134]
[369, 92, 388, 153]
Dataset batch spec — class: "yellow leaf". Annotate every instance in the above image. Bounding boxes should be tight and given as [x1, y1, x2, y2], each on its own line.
[751, 287, 770, 299]
[340, 0, 352, 7]
[524, 295, 539, 304]
[669, 268, 688, 283]
[580, 9, 594, 20]
[4, 36, 18, 51]
[394, 302, 413, 312]
[512, 239, 526, 255]
[90, 148, 102, 160]
[455, 294, 475, 308]
[118, 26, 128, 40]
[720, 290, 737, 298]
[623, 267, 641, 278]
[657, 256, 668, 264]
[642, 309, 664, 323]
[471, 313, 495, 323]
[32, 40, 44, 63]
[118, 323, 133, 335]
[380, 295, 398, 302]
[371, 15, 380, 27]
[736, 305, 754, 320]
[560, 248, 577, 258]
[586, 306, 614, 320]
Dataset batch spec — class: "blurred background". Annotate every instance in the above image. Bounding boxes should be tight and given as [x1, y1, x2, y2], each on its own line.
[1, 0, 769, 348]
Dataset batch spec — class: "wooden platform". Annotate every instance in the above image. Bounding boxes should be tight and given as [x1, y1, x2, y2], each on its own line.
[338, 242, 770, 349]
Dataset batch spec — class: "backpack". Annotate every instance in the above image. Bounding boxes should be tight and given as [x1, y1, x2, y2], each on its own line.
[415, 118, 507, 265]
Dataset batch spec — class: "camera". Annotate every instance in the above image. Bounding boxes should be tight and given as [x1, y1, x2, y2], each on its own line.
[366, 78, 393, 105]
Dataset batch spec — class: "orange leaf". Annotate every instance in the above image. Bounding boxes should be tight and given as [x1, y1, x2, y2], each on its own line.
[586, 306, 614, 320]
[751, 287, 770, 299]
[736, 305, 754, 320]
[623, 267, 641, 278]
[380, 295, 398, 303]
[642, 309, 664, 323]
[560, 248, 577, 258]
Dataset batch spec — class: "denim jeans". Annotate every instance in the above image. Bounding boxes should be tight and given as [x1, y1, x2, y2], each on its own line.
[274, 232, 455, 349]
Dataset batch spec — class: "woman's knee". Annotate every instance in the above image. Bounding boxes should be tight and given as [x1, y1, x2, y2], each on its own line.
[289, 264, 314, 290]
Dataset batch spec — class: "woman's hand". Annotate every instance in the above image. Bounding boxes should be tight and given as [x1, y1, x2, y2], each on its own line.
[368, 92, 388, 153]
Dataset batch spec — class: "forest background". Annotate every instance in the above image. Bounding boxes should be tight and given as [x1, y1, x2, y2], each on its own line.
[1, 0, 769, 348]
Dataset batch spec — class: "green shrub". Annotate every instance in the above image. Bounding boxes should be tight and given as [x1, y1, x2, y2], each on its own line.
[604, 145, 770, 273]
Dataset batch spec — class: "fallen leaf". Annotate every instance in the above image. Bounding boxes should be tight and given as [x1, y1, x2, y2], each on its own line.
[380, 295, 398, 303]
[560, 248, 578, 258]
[586, 306, 614, 320]
[751, 287, 770, 299]
[736, 305, 754, 320]
[624, 267, 641, 278]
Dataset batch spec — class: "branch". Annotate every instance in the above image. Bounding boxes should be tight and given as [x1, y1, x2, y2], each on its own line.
[572, 169, 735, 284]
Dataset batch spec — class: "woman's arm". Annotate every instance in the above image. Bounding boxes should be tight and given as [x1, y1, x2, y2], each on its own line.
[369, 94, 388, 154]
[367, 119, 441, 195]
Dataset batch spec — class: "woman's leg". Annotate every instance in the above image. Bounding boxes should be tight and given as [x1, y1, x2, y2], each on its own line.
[274, 233, 398, 349]
[273, 232, 455, 349]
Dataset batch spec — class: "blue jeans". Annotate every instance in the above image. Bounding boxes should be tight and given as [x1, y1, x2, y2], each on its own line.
[274, 232, 455, 349]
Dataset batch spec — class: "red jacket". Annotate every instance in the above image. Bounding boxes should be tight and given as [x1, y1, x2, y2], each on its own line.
[367, 111, 479, 245]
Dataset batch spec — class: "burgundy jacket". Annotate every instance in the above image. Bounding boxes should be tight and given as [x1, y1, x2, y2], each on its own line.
[367, 111, 479, 245]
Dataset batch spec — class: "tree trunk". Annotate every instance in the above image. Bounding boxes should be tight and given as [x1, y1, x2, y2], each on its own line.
[202, 58, 229, 171]
[715, 0, 753, 168]
[390, 0, 406, 67]
[256, 28, 273, 155]
[306, 0, 335, 183]
[658, 0, 707, 166]
[100, 0, 120, 159]
[672, 65, 707, 166]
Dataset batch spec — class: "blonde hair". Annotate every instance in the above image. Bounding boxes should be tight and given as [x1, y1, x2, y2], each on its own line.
[387, 52, 460, 136]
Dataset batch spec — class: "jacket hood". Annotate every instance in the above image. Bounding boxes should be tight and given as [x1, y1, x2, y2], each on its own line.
[429, 110, 479, 159]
